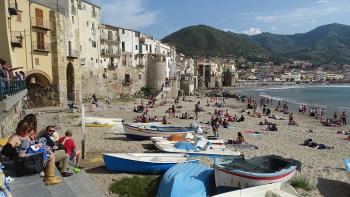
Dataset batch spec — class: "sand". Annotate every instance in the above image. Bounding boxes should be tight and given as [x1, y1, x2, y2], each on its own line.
[31, 95, 350, 197]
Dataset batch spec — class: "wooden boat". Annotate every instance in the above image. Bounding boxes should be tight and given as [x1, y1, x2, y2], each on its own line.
[151, 135, 226, 149]
[103, 153, 198, 174]
[344, 158, 350, 181]
[154, 141, 240, 158]
[123, 123, 194, 140]
[212, 182, 298, 197]
[214, 155, 301, 188]
[157, 162, 214, 197]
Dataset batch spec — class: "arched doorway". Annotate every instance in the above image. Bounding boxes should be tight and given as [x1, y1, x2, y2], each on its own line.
[26, 72, 53, 107]
[66, 63, 75, 101]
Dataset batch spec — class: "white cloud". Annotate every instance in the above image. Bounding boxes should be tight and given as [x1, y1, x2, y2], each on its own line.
[92, 0, 158, 29]
[223, 28, 238, 33]
[254, 1, 350, 28]
[243, 27, 262, 35]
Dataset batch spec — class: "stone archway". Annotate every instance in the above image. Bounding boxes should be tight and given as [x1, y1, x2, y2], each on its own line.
[66, 62, 75, 101]
[26, 72, 53, 107]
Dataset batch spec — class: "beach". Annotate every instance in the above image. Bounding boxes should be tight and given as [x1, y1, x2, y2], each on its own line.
[33, 94, 350, 197]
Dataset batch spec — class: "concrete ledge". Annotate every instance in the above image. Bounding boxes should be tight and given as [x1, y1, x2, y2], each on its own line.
[0, 89, 27, 112]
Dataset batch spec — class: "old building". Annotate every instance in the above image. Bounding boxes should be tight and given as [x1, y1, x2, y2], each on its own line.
[0, 0, 81, 107]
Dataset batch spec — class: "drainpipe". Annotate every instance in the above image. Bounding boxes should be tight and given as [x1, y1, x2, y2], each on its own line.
[28, 0, 34, 69]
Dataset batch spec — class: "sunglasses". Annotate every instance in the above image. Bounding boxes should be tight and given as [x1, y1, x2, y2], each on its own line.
[49, 130, 55, 133]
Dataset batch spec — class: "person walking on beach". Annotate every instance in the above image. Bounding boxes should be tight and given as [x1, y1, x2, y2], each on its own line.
[340, 112, 347, 126]
[171, 105, 176, 117]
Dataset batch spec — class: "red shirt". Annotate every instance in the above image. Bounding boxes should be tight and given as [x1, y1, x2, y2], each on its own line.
[58, 137, 76, 157]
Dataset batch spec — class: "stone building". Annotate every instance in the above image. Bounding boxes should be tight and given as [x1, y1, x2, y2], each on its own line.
[0, 0, 81, 107]
[78, 0, 103, 98]
[195, 58, 222, 89]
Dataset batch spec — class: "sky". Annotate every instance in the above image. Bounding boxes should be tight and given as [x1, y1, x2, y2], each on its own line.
[90, 0, 350, 39]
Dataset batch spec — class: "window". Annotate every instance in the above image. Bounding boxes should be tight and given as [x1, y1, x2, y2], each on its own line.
[104, 68, 107, 72]
[92, 41, 96, 48]
[122, 42, 125, 52]
[139, 74, 142, 80]
[86, 21, 89, 26]
[72, 16, 74, 24]
[91, 57, 93, 60]
[36, 32, 45, 50]
[35, 58, 39, 65]
[104, 59, 106, 62]
[35, 8, 43, 27]
[17, 13, 21, 22]
[96, 59, 98, 63]
[122, 29, 125, 34]
[145, 45, 148, 51]
[134, 55, 137, 60]
[150, 45, 152, 53]
[135, 45, 138, 50]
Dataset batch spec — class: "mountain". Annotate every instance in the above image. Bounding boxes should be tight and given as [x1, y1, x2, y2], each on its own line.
[161, 25, 270, 61]
[162, 23, 350, 65]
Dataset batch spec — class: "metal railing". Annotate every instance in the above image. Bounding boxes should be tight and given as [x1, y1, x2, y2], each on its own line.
[101, 49, 119, 57]
[32, 17, 50, 30]
[11, 31, 23, 47]
[101, 34, 119, 43]
[0, 79, 26, 102]
[71, 6, 77, 15]
[32, 41, 51, 52]
[67, 50, 79, 58]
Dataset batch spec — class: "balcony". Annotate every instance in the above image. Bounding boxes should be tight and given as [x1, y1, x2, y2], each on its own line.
[139, 37, 146, 43]
[67, 50, 79, 59]
[101, 34, 119, 44]
[32, 17, 50, 31]
[101, 49, 119, 57]
[71, 6, 77, 15]
[32, 41, 51, 52]
[11, 32, 23, 48]
[122, 79, 133, 86]
[108, 62, 118, 70]
[81, 58, 86, 65]
[8, 0, 18, 15]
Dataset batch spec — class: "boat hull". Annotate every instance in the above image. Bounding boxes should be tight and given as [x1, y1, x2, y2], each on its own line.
[124, 123, 194, 140]
[214, 167, 297, 188]
[103, 153, 198, 174]
[157, 162, 214, 197]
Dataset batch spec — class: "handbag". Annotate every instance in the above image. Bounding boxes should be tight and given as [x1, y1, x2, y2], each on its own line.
[14, 152, 44, 177]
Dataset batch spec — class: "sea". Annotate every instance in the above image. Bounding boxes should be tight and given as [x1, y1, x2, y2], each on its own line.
[235, 84, 350, 116]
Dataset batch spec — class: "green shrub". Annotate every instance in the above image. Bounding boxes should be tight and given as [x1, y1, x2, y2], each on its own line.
[290, 176, 314, 191]
[109, 176, 161, 197]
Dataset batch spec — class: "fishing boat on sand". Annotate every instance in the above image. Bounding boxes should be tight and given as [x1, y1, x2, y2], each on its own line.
[150, 134, 225, 149]
[212, 182, 298, 197]
[214, 155, 301, 188]
[344, 158, 350, 181]
[103, 153, 198, 174]
[157, 162, 214, 197]
[154, 141, 240, 158]
[123, 123, 194, 140]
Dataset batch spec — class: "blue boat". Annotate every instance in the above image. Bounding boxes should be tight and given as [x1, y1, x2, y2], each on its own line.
[344, 158, 350, 181]
[123, 123, 194, 140]
[157, 162, 215, 197]
[103, 153, 198, 174]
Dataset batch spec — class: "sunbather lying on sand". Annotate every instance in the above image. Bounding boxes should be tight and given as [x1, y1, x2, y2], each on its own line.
[269, 115, 285, 120]
[303, 138, 334, 149]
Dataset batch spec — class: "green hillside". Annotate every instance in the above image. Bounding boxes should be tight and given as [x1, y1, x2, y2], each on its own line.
[162, 23, 350, 65]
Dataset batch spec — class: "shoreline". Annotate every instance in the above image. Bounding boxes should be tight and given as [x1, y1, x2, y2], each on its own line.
[33, 94, 350, 197]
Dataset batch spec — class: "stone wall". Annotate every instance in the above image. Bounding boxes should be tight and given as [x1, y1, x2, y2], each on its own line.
[0, 101, 23, 138]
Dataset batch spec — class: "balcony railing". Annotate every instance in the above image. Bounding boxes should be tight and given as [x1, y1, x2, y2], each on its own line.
[67, 50, 79, 59]
[122, 79, 133, 86]
[101, 49, 119, 57]
[32, 17, 50, 30]
[101, 34, 119, 43]
[0, 79, 26, 102]
[8, 0, 18, 15]
[11, 32, 23, 48]
[71, 6, 77, 15]
[32, 41, 51, 52]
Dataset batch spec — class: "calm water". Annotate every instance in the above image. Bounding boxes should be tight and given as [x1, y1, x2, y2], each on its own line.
[236, 85, 350, 115]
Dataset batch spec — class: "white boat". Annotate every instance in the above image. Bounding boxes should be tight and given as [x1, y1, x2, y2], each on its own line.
[123, 123, 194, 140]
[154, 141, 240, 158]
[151, 136, 226, 149]
[212, 182, 298, 197]
[214, 155, 301, 188]
[103, 153, 198, 174]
